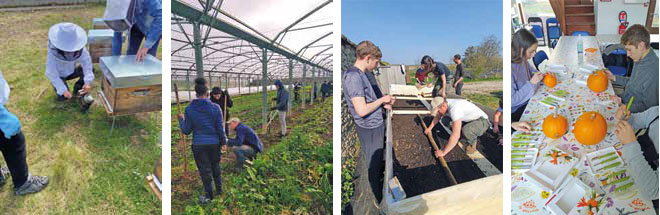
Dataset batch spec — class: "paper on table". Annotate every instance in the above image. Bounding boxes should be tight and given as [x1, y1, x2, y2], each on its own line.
[586, 147, 624, 175]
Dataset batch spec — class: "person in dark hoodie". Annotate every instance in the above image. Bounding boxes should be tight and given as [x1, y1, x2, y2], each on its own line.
[294, 82, 301, 101]
[227, 117, 263, 167]
[210, 87, 233, 135]
[270, 80, 289, 137]
[177, 78, 227, 205]
[321, 81, 330, 102]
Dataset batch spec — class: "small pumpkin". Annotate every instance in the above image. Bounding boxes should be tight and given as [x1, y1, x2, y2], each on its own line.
[543, 73, 557, 88]
[543, 113, 568, 138]
[587, 70, 609, 93]
[573, 111, 607, 145]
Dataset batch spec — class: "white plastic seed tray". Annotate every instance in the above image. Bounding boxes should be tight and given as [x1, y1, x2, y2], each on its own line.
[547, 177, 600, 215]
[524, 147, 578, 191]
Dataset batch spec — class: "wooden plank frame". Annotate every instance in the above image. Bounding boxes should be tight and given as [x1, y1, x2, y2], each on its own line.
[646, 0, 658, 34]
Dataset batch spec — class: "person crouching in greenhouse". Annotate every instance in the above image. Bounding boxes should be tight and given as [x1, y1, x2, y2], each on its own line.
[177, 78, 227, 204]
[0, 70, 49, 196]
[227, 117, 263, 167]
[45, 22, 95, 113]
[270, 80, 289, 137]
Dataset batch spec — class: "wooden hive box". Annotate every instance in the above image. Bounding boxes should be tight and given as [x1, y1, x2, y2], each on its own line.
[92, 18, 110, 29]
[146, 156, 162, 201]
[88, 29, 114, 63]
[98, 55, 162, 116]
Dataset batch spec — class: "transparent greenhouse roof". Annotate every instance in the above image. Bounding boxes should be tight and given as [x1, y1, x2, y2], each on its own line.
[171, 0, 333, 80]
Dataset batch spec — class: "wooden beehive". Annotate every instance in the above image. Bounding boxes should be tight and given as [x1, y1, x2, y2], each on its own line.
[146, 156, 162, 201]
[88, 29, 114, 63]
[92, 18, 110, 29]
[98, 55, 162, 116]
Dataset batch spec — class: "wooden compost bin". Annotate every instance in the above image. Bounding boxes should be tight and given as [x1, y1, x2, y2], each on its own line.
[374, 66, 503, 213]
[382, 106, 503, 214]
[98, 55, 162, 116]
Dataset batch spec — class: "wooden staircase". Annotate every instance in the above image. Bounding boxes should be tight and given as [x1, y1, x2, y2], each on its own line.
[549, 0, 596, 36]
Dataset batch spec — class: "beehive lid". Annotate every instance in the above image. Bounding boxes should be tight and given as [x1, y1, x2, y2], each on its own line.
[88, 29, 114, 43]
[100, 55, 162, 88]
[102, 0, 136, 31]
[92, 18, 109, 29]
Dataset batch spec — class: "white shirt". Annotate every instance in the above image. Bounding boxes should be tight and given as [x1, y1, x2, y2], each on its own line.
[45, 46, 94, 96]
[446, 99, 488, 122]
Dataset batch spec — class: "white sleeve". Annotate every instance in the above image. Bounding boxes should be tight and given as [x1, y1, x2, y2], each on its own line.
[0, 69, 9, 105]
[79, 48, 94, 85]
[45, 54, 67, 95]
[621, 142, 659, 200]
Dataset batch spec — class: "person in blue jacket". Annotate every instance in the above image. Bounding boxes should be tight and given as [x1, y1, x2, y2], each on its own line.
[227, 117, 263, 167]
[270, 80, 289, 137]
[177, 78, 226, 204]
[110, 0, 162, 61]
[321, 81, 331, 102]
[0, 70, 49, 196]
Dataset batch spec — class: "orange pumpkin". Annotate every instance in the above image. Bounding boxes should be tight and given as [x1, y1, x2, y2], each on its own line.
[543, 73, 557, 88]
[543, 113, 568, 138]
[573, 111, 607, 145]
[587, 70, 609, 93]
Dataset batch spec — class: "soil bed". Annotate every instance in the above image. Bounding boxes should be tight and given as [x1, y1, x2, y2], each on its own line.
[390, 99, 502, 198]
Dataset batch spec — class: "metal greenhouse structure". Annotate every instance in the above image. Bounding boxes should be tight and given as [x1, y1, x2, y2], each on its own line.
[171, 0, 333, 131]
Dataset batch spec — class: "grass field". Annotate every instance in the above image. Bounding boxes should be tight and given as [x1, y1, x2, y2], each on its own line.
[171, 90, 332, 214]
[466, 90, 502, 110]
[0, 4, 162, 214]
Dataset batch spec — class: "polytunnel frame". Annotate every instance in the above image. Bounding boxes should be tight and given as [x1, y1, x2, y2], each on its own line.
[172, 0, 333, 132]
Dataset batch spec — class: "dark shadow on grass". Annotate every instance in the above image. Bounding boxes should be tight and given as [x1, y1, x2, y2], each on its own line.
[490, 90, 503, 99]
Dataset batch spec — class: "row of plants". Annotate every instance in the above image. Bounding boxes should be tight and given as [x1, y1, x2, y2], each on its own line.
[172, 91, 332, 214]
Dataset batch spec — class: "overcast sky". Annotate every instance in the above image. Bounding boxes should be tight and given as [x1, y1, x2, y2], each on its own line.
[174, 0, 334, 70]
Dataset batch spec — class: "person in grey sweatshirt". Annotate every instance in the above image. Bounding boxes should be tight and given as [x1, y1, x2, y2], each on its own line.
[615, 105, 658, 201]
[605, 24, 659, 113]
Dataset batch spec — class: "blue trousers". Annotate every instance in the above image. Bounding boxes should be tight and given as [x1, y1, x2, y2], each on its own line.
[111, 26, 160, 56]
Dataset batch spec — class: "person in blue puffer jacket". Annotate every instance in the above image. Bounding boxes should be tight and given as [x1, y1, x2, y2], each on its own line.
[0, 70, 49, 196]
[227, 117, 263, 167]
[110, 0, 162, 61]
[270, 80, 289, 137]
[177, 78, 226, 205]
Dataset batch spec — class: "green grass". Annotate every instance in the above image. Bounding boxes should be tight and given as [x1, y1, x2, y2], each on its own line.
[172, 91, 332, 214]
[0, 4, 161, 214]
[463, 77, 503, 83]
[466, 90, 502, 110]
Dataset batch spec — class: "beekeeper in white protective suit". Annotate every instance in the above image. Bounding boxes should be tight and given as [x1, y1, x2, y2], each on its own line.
[45, 22, 95, 113]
